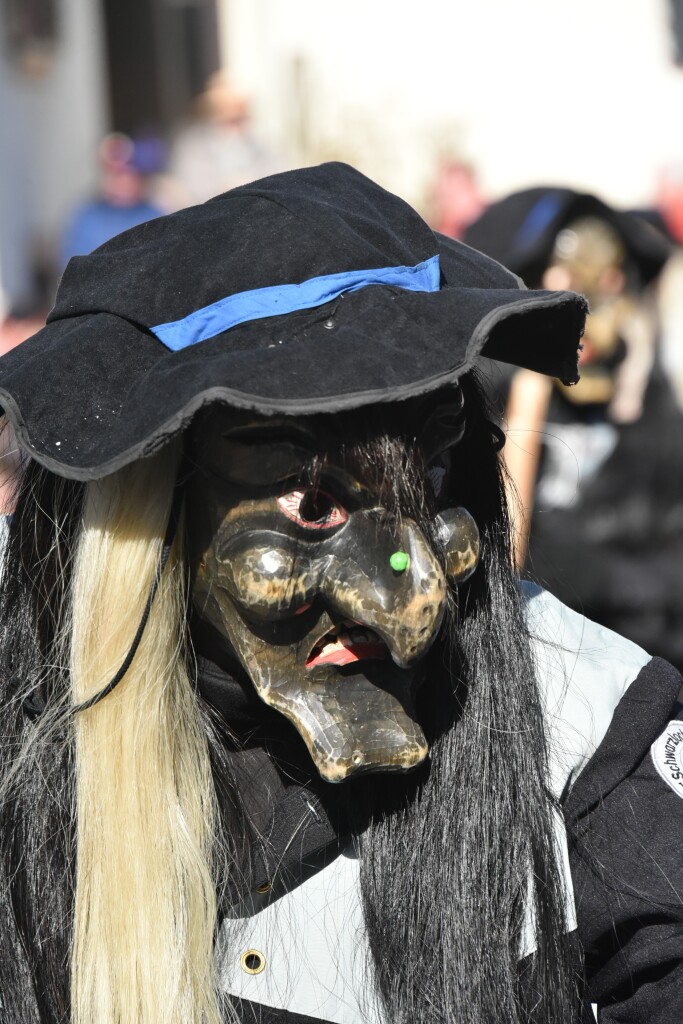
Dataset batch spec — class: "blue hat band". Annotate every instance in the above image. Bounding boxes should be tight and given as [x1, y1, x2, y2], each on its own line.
[151, 255, 440, 352]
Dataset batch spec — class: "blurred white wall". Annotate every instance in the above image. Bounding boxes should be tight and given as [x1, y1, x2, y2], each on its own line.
[0, 0, 108, 312]
[220, 0, 683, 210]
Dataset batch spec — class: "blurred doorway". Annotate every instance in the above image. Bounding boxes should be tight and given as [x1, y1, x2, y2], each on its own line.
[102, 0, 221, 135]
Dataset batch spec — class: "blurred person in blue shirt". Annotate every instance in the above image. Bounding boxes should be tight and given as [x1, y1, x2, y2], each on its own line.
[60, 133, 164, 268]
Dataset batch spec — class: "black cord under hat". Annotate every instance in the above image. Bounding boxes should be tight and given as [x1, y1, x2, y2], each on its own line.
[71, 477, 185, 714]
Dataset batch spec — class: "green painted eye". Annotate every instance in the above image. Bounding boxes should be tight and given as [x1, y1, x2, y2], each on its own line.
[389, 551, 410, 572]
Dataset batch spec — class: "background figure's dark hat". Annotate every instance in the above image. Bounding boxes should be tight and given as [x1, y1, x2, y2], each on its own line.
[464, 186, 671, 289]
[0, 163, 587, 481]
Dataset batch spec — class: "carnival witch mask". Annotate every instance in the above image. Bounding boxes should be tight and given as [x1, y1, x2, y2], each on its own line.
[187, 392, 480, 783]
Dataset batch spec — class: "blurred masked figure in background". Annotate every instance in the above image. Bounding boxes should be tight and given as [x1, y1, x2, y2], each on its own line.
[465, 188, 683, 668]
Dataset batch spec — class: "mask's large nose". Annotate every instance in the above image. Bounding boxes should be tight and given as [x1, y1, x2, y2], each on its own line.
[320, 515, 447, 668]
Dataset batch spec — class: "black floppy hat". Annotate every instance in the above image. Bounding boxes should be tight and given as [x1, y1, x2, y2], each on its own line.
[0, 163, 587, 481]
[464, 186, 671, 289]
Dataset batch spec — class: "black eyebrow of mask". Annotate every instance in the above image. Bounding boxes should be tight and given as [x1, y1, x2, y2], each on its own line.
[205, 426, 328, 491]
[222, 422, 320, 451]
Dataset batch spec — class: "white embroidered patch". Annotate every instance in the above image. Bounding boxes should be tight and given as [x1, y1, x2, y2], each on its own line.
[651, 721, 683, 799]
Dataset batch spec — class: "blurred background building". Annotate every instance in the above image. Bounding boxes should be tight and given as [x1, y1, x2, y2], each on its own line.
[0, 0, 220, 319]
[3, 0, 683, 316]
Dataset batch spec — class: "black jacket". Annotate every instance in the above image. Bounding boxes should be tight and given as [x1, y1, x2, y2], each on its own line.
[202, 586, 683, 1023]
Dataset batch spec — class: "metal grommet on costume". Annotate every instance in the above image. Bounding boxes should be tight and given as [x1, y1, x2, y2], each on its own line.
[240, 949, 266, 975]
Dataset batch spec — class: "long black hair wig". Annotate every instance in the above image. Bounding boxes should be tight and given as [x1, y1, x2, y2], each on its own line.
[0, 372, 579, 1023]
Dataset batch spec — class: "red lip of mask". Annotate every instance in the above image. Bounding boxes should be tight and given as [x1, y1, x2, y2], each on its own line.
[186, 407, 480, 783]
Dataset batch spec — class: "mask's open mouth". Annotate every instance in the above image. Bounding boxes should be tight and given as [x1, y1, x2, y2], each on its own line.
[306, 621, 389, 669]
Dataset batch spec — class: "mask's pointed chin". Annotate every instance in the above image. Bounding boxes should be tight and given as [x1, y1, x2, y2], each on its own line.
[257, 672, 430, 783]
[312, 732, 429, 784]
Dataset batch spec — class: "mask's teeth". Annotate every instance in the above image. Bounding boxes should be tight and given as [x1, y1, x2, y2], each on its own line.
[306, 622, 389, 668]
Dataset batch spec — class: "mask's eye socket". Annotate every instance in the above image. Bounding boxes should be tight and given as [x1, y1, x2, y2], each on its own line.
[277, 489, 348, 530]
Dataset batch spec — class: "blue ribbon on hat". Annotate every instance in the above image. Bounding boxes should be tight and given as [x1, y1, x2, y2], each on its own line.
[151, 254, 440, 352]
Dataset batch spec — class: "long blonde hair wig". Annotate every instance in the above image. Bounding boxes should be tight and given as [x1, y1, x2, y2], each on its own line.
[69, 446, 223, 1024]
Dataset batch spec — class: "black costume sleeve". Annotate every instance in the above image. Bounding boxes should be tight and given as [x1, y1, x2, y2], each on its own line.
[564, 656, 683, 1021]
[230, 996, 331, 1024]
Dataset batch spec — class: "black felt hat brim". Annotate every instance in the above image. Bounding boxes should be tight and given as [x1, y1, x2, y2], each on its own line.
[0, 281, 584, 481]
